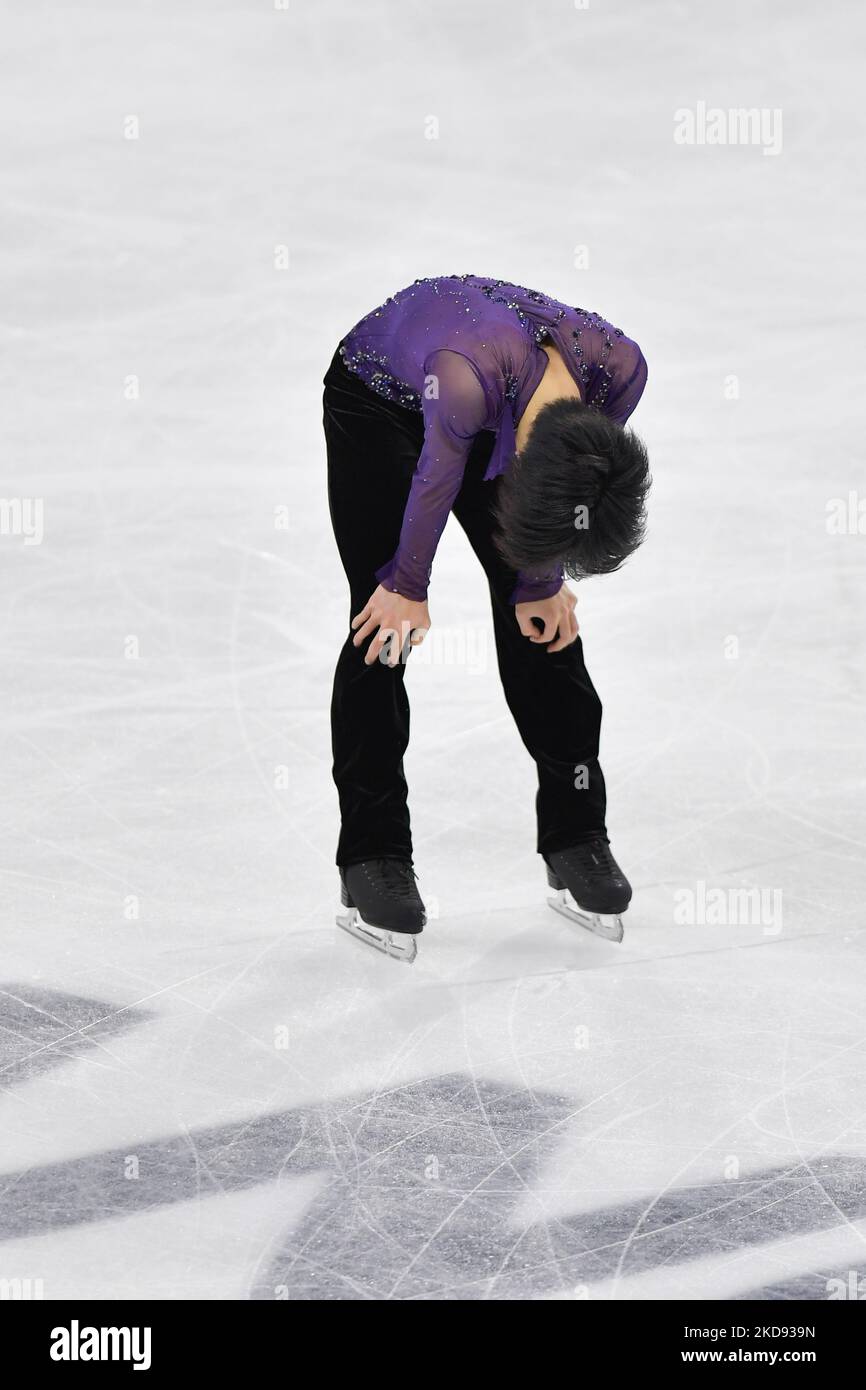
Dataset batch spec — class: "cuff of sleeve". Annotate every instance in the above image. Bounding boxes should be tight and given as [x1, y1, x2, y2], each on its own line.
[375, 555, 429, 603]
[509, 574, 563, 606]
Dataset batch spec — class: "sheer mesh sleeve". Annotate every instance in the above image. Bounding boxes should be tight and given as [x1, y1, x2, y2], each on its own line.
[510, 565, 564, 606]
[374, 350, 488, 601]
[605, 335, 648, 426]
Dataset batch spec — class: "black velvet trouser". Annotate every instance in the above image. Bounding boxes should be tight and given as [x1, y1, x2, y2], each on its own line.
[323, 348, 607, 868]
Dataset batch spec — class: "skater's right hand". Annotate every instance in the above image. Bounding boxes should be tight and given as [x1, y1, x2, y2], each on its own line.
[352, 584, 431, 668]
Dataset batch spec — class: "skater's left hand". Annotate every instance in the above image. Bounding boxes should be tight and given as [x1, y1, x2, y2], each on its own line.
[515, 585, 579, 652]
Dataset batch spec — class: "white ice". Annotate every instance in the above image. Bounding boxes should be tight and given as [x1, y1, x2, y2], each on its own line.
[1, 0, 864, 1301]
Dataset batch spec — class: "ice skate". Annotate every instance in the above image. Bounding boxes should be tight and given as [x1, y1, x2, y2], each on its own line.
[336, 858, 426, 964]
[545, 839, 632, 943]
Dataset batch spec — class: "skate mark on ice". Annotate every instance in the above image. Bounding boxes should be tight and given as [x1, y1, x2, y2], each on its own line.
[1, 1063, 865, 1299]
[254, 1082, 866, 1300]
[0, 984, 155, 1089]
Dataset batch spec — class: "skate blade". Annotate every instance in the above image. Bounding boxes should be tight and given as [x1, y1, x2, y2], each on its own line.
[547, 891, 624, 943]
[336, 908, 418, 964]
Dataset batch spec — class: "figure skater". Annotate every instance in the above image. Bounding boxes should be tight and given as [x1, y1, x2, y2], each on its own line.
[322, 274, 649, 961]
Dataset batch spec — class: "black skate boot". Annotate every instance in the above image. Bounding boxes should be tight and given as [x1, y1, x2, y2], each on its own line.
[336, 858, 426, 964]
[544, 838, 632, 943]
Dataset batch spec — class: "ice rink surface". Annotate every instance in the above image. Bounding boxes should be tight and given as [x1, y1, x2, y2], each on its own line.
[2, 0, 865, 1300]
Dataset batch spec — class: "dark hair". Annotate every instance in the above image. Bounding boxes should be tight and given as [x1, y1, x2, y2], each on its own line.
[494, 398, 651, 580]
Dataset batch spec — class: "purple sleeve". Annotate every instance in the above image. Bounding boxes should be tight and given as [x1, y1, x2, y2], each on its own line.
[606, 336, 648, 426]
[510, 566, 564, 606]
[375, 350, 488, 601]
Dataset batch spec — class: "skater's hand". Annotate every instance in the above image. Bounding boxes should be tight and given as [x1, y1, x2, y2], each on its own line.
[352, 584, 431, 667]
[515, 584, 579, 653]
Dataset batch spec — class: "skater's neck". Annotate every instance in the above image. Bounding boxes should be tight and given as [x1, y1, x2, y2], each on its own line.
[515, 342, 583, 455]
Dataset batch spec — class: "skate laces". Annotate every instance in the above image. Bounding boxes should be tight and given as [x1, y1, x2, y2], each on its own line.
[566, 840, 622, 883]
[372, 858, 420, 902]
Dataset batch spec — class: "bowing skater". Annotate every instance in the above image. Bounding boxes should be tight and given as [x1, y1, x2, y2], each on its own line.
[323, 274, 650, 961]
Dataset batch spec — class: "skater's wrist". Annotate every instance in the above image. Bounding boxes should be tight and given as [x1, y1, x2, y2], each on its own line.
[509, 574, 564, 605]
[378, 582, 429, 602]
[374, 556, 429, 603]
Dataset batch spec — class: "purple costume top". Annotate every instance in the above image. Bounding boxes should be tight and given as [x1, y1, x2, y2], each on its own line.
[339, 274, 648, 605]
